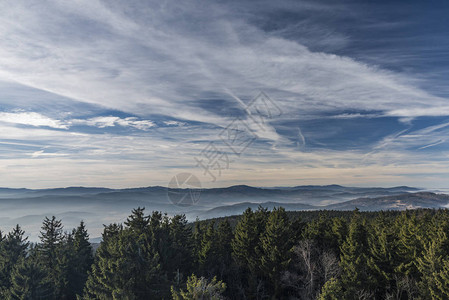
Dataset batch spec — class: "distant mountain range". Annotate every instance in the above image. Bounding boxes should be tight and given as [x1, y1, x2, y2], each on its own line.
[194, 191, 449, 219]
[0, 184, 447, 241]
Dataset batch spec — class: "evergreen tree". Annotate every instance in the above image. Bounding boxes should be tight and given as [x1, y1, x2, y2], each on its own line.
[168, 214, 193, 279]
[303, 213, 335, 252]
[395, 212, 424, 278]
[259, 207, 293, 297]
[8, 256, 52, 300]
[82, 209, 161, 299]
[339, 209, 373, 297]
[0, 225, 29, 295]
[331, 217, 347, 255]
[38, 216, 65, 299]
[215, 220, 233, 278]
[432, 259, 449, 299]
[198, 221, 217, 277]
[67, 221, 93, 298]
[232, 208, 258, 271]
[417, 222, 449, 299]
[148, 212, 171, 277]
[367, 214, 399, 298]
[232, 207, 270, 298]
[124, 207, 149, 233]
[82, 223, 122, 299]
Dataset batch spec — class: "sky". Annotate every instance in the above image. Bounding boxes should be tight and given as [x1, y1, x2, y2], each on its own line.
[0, 0, 448, 189]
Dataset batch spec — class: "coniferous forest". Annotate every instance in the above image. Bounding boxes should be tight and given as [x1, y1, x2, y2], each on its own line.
[1, 207, 449, 299]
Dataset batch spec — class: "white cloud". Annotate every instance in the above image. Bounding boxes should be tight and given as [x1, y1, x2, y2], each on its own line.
[387, 107, 449, 117]
[0, 0, 446, 128]
[71, 116, 156, 130]
[163, 121, 186, 127]
[0, 0, 447, 188]
[0, 111, 67, 129]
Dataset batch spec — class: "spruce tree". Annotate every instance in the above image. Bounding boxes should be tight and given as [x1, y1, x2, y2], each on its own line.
[259, 207, 293, 297]
[82, 223, 122, 299]
[231, 208, 263, 298]
[198, 221, 216, 277]
[367, 214, 399, 298]
[0, 225, 29, 295]
[395, 212, 424, 278]
[433, 259, 449, 299]
[38, 216, 65, 299]
[215, 220, 233, 278]
[68, 221, 93, 298]
[417, 222, 449, 299]
[168, 214, 193, 279]
[8, 257, 52, 300]
[232, 208, 258, 271]
[339, 209, 373, 297]
[82, 209, 161, 299]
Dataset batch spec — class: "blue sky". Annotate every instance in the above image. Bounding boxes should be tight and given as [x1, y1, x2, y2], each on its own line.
[0, 0, 448, 188]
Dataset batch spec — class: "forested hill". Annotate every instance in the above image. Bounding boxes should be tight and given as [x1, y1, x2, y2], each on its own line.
[0, 184, 428, 240]
[326, 191, 449, 211]
[2, 207, 449, 299]
[195, 191, 449, 219]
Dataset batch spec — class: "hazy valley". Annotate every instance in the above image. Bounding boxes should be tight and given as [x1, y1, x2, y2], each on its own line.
[1, 185, 448, 241]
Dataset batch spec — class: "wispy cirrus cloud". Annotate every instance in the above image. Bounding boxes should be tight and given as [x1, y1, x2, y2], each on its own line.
[0, 0, 446, 123]
[0, 0, 447, 188]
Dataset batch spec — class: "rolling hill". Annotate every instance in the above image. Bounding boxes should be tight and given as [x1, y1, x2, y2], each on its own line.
[0, 184, 447, 241]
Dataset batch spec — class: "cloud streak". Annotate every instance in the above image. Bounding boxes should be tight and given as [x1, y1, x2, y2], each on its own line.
[0, 0, 447, 188]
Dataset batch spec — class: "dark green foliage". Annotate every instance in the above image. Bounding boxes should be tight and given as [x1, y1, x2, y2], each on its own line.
[339, 209, 374, 297]
[69, 221, 94, 298]
[8, 257, 52, 300]
[259, 207, 293, 297]
[82, 208, 162, 299]
[38, 216, 65, 299]
[2, 207, 449, 299]
[0, 225, 29, 296]
[231, 207, 260, 272]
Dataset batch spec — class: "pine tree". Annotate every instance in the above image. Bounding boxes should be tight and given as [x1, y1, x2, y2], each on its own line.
[67, 221, 93, 298]
[82, 223, 122, 299]
[82, 209, 161, 299]
[124, 207, 149, 233]
[198, 221, 216, 276]
[38, 216, 65, 299]
[303, 213, 336, 253]
[232, 208, 258, 271]
[339, 209, 373, 297]
[215, 220, 233, 278]
[168, 214, 193, 279]
[367, 213, 399, 298]
[395, 212, 424, 278]
[192, 219, 204, 271]
[148, 212, 171, 277]
[433, 259, 449, 299]
[416, 220, 449, 299]
[232, 207, 266, 298]
[0, 225, 29, 295]
[331, 217, 347, 255]
[259, 207, 293, 297]
[8, 255, 52, 300]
